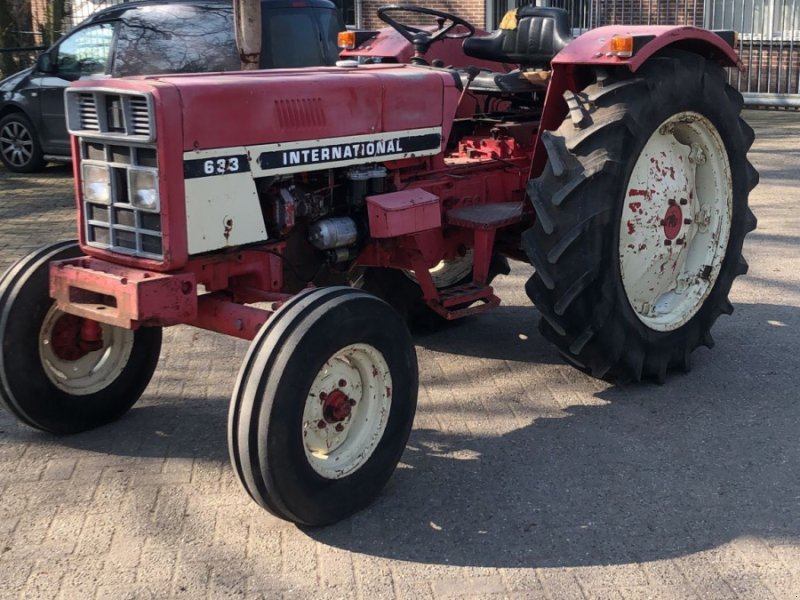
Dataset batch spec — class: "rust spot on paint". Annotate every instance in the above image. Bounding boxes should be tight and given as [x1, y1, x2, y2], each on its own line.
[386, 387, 392, 397]
[628, 189, 649, 198]
[629, 201, 642, 212]
[627, 221, 635, 235]
[639, 243, 647, 251]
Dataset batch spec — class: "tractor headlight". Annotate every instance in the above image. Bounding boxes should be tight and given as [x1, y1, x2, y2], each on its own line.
[128, 167, 159, 212]
[82, 163, 111, 204]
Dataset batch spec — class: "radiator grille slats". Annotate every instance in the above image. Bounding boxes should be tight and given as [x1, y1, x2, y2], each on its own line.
[128, 97, 152, 137]
[77, 93, 100, 131]
[66, 90, 156, 142]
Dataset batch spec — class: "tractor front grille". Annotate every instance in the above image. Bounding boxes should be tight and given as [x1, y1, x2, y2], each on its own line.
[79, 141, 163, 260]
[66, 88, 163, 261]
[65, 89, 156, 143]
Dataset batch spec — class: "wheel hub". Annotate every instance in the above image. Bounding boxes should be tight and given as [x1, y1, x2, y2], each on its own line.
[302, 343, 392, 479]
[50, 314, 105, 361]
[662, 202, 683, 240]
[619, 111, 732, 332]
[321, 389, 354, 423]
[39, 305, 135, 395]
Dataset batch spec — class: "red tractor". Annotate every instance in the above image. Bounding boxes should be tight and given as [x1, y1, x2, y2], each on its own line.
[0, 6, 757, 526]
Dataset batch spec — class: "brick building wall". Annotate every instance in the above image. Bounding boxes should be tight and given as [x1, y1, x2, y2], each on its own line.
[360, 0, 486, 30]
[737, 40, 800, 95]
[357, 0, 707, 32]
[590, 0, 704, 27]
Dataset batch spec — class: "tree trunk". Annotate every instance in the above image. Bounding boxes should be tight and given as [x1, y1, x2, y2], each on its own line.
[0, 0, 18, 76]
[234, 0, 261, 70]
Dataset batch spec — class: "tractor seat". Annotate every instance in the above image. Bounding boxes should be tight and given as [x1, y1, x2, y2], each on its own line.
[463, 6, 573, 68]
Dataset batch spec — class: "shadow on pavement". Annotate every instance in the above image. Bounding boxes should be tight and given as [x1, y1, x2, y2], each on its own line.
[0, 302, 796, 569]
[413, 304, 563, 364]
[308, 301, 799, 567]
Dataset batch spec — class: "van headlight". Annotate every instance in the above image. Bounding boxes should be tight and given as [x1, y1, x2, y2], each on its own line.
[128, 167, 159, 212]
[82, 163, 111, 204]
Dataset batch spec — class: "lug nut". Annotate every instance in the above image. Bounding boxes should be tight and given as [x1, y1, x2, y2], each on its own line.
[335, 424, 344, 432]
[338, 379, 347, 387]
[684, 218, 693, 225]
[680, 198, 688, 205]
[317, 420, 326, 429]
[664, 239, 672, 246]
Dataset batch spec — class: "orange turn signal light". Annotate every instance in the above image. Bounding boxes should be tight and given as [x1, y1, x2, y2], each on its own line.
[610, 35, 634, 58]
[338, 31, 356, 50]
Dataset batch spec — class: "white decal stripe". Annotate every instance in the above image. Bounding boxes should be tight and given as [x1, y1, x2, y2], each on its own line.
[250, 127, 442, 153]
[182, 127, 443, 177]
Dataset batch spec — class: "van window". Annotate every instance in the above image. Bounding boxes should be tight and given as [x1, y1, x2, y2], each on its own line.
[112, 5, 240, 77]
[57, 23, 115, 78]
[317, 9, 344, 61]
[261, 9, 323, 68]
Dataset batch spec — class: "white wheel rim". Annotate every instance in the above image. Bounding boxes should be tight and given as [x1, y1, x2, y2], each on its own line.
[404, 250, 474, 288]
[39, 305, 135, 395]
[619, 111, 732, 332]
[0, 121, 34, 168]
[302, 343, 392, 479]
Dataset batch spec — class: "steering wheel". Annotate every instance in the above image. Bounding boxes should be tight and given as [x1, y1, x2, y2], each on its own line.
[377, 5, 476, 64]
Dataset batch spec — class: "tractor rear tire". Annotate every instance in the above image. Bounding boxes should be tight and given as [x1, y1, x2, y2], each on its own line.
[0, 241, 162, 433]
[522, 52, 758, 381]
[228, 287, 418, 526]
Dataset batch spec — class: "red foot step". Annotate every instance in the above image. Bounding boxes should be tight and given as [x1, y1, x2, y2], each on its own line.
[446, 202, 525, 230]
[427, 282, 500, 320]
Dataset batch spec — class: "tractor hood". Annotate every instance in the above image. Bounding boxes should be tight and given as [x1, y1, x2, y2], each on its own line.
[83, 64, 460, 153]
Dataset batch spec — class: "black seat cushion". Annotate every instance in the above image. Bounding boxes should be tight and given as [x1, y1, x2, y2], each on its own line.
[463, 6, 572, 67]
[460, 69, 545, 94]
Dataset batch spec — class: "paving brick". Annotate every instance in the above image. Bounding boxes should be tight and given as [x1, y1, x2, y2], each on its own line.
[0, 559, 34, 596]
[431, 574, 505, 597]
[41, 458, 77, 481]
[1, 111, 800, 600]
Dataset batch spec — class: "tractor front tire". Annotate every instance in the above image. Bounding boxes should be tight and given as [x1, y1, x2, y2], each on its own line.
[228, 287, 418, 526]
[523, 52, 758, 381]
[0, 241, 162, 433]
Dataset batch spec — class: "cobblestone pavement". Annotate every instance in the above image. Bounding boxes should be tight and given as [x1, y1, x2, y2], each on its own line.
[0, 110, 799, 600]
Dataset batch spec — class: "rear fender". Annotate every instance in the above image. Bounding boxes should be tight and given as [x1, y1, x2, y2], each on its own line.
[552, 25, 740, 72]
[530, 25, 740, 178]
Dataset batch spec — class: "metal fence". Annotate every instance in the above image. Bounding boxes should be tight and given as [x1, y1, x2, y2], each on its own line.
[3, 0, 799, 106]
[493, 0, 800, 107]
[707, 0, 800, 106]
